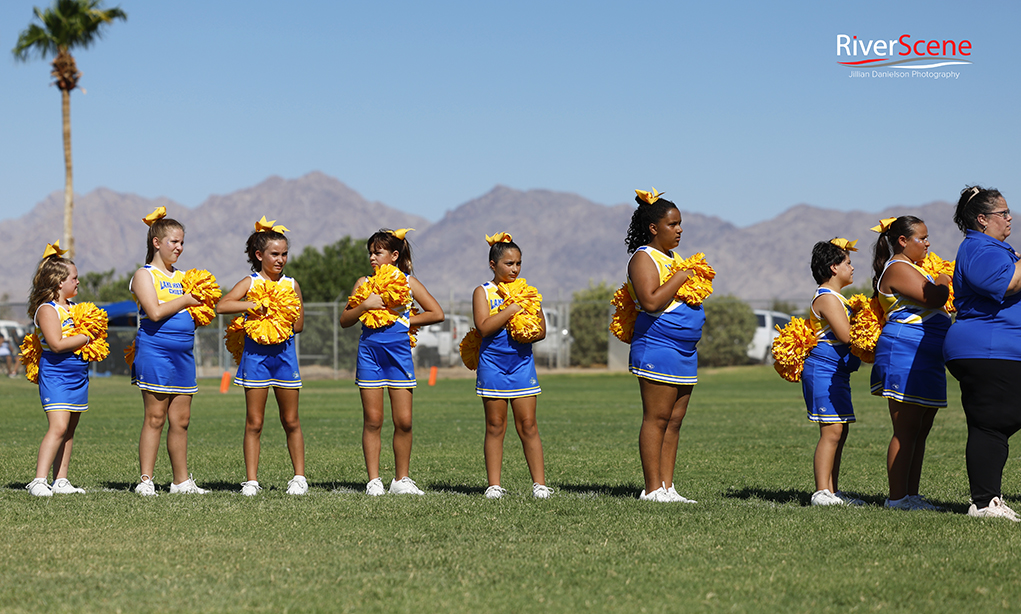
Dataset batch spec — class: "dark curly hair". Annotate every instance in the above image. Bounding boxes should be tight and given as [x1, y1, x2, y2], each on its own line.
[954, 185, 1005, 234]
[245, 230, 289, 273]
[624, 195, 679, 254]
[811, 241, 850, 285]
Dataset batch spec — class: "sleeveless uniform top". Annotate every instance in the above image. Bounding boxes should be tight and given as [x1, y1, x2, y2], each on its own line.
[130, 265, 195, 336]
[876, 259, 951, 330]
[479, 281, 533, 354]
[360, 271, 413, 335]
[35, 301, 74, 353]
[626, 246, 705, 339]
[808, 288, 860, 368]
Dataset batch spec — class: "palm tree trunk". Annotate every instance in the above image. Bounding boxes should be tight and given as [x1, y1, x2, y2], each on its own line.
[62, 87, 74, 258]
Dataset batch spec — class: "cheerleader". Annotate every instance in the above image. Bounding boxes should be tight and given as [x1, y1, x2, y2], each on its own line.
[130, 207, 208, 496]
[25, 242, 91, 496]
[340, 229, 444, 496]
[625, 189, 703, 503]
[870, 216, 951, 510]
[217, 217, 307, 496]
[472, 233, 551, 499]
[803, 239, 863, 506]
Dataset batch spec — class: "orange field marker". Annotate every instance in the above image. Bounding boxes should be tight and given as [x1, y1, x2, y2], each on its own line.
[428, 365, 438, 386]
[220, 371, 232, 393]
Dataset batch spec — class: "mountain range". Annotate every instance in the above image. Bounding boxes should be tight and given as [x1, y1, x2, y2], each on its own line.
[0, 172, 965, 312]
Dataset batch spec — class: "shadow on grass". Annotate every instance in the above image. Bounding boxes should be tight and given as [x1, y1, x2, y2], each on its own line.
[428, 482, 487, 496]
[555, 482, 639, 498]
[723, 486, 970, 512]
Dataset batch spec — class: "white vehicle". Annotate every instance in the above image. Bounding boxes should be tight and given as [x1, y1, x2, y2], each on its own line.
[748, 310, 791, 363]
[533, 307, 570, 368]
[416, 314, 473, 367]
[0, 320, 27, 347]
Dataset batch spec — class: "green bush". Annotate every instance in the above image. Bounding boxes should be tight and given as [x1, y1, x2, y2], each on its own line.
[569, 281, 614, 367]
[699, 295, 756, 367]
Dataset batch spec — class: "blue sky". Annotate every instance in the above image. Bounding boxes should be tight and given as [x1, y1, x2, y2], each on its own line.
[1, 0, 1016, 226]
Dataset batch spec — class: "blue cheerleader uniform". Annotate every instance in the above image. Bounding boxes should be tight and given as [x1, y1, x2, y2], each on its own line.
[355, 272, 416, 389]
[627, 246, 706, 385]
[870, 259, 950, 408]
[234, 273, 302, 389]
[35, 302, 89, 412]
[802, 288, 861, 423]
[130, 265, 197, 395]
[475, 282, 541, 398]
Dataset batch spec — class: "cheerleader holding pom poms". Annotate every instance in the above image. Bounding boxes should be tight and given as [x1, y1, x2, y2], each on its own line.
[130, 208, 209, 496]
[471, 233, 551, 499]
[216, 217, 307, 496]
[340, 229, 444, 496]
[24, 242, 98, 496]
[801, 239, 864, 506]
[623, 189, 710, 503]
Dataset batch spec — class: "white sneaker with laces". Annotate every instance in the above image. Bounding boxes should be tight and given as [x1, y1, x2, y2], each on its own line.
[833, 491, 865, 506]
[532, 483, 553, 499]
[389, 476, 424, 495]
[169, 474, 208, 494]
[666, 484, 697, 503]
[485, 485, 507, 499]
[240, 481, 262, 496]
[639, 487, 671, 502]
[968, 496, 1020, 522]
[135, 477, 158, 497]
[286, 476, 308, 495]
[907, 494, 940, 511]
[365, 478, 385, 496]
[811, 489, 845, 506]
[26, 478, 52, 497]
[51, 478, 85, 494]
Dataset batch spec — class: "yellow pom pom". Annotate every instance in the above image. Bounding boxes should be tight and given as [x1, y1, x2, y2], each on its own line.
[224, 316, 245, 364]
[847, 294, 883, 364]
[69, 303, 110, 362]
[244, 281, 301, 345]
[459, 328, 482, 371]
[408, 306, 421, 348]
[922, 252, 956, 313]
[610, 282, 638, 344]
[498, 278, 544, 343]
[672, 253, 716, 307]
[183, 269, 222, 327]
[19, 333, 42, 384]
[770, 317, 818, 382]
[124, 340, 136, 366]
[349, 264, 411, 329]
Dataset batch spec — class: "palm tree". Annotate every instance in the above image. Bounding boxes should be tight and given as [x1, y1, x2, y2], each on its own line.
[12, 0, 127, 258]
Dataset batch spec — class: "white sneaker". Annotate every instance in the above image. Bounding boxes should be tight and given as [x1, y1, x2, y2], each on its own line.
[833, 491, 865, 506]
[968, 497, 1020, 522]
[51, 478, 85, 494]
[365, 478, 385, 496]
[26, 478, 52, 497]
[169, 474, 208, 494]
[135, 477, 158, 497]
[240, 480, 262, 496]
[389, 476, 424, 495]
[811, 489, 845, 506]
[907, 494, 940, 511]
[532, 483, 554, 499]
[885, 496, 924, 510]
[485, 485, 507, 499]
[286, 476, 308, 495]
[639, 487, 671, 502]
[666, 484, 697, 503]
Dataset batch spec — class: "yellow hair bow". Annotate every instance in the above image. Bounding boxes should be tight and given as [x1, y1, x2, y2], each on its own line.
[871, 217, 897, 233]
[255, 216, 290, 233]
[142, 206, 167, 227]
[830, 238, 858, 252]
[388, 228, 414, 240]
[485, 232, 513, 246]
[635, 188, 663, 205]
[42, 240, 68, 259]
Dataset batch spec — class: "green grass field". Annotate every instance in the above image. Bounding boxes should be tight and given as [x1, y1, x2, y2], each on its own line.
[1, 366, 1020, 613]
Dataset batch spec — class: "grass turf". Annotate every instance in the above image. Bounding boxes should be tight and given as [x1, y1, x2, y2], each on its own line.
[1, 366, 1019, 613]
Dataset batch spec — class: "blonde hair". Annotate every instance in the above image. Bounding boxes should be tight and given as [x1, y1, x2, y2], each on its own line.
[27, 256, 73, 318]
[146, 217, 185, 264]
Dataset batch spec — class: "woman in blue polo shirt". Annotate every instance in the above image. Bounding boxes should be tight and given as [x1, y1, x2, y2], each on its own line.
[944, 185, 1021, 522]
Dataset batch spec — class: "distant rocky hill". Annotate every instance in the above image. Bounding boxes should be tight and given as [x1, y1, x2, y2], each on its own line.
[0, 172, 965, 315]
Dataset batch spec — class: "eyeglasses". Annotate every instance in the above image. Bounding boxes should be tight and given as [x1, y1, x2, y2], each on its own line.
[986, 209, 1011, 220]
